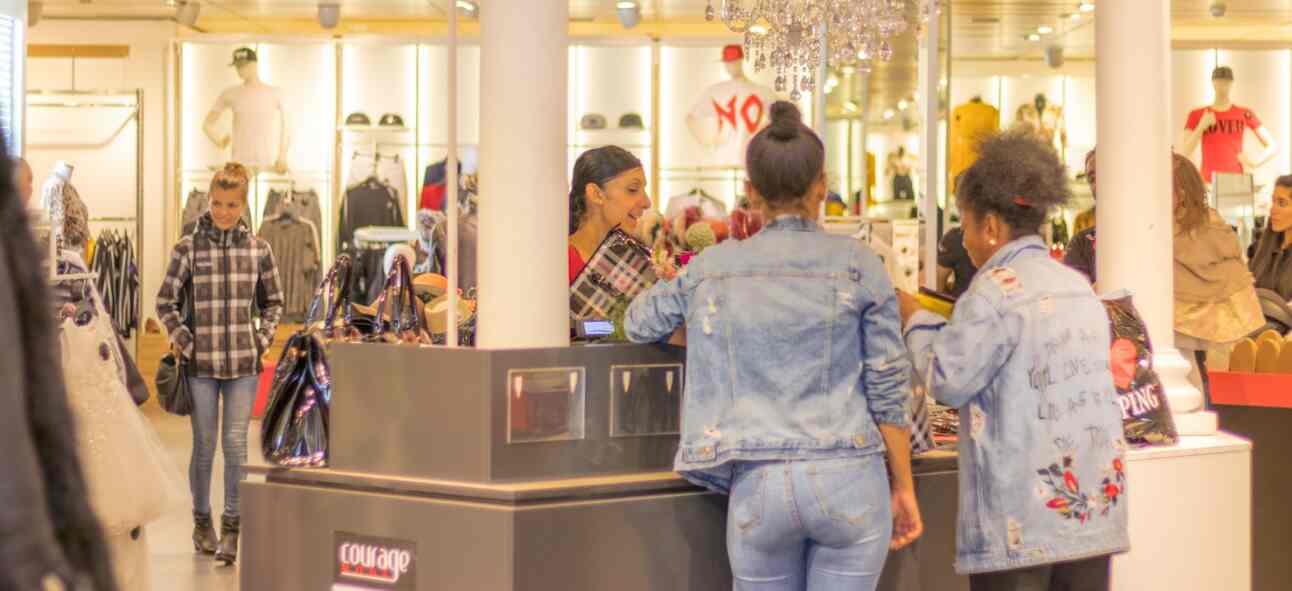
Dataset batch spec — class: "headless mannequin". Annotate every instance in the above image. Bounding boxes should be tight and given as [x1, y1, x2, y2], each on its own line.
[687, 59, 751, 149]
[203, 61, 291, 174]
[1017, 93, 1067, 149]
[1178, 75, 1276, 175]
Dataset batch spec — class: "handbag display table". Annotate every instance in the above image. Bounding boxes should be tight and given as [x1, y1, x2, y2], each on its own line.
[238, 345, 1252, 590]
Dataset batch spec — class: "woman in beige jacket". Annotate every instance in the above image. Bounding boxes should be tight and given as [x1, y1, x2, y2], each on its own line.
[1172, 153, 1264, 401]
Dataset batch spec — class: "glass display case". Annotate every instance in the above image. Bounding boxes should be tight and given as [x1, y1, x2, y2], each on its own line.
[610, 364, 683, 437]
[507, 367, 586, 443]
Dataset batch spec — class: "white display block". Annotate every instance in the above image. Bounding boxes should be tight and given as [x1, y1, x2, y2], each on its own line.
[1112, 433, 1251, 591]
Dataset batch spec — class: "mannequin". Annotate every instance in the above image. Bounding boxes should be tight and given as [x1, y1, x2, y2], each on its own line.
[888, 147, 915, 200]
[1180, 66, 1276, 184]
[203, 47, 291, 174]
[686, 44, 777, 168]
[950, 95, 999, 191]
[1014, 93, 1067, 150]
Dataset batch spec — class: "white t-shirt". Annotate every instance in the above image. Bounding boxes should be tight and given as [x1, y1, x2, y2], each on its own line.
[688, 77, 777, 167]
[212, 83, 284, 168]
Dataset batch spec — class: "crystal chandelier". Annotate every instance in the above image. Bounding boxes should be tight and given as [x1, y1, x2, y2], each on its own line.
[705, 0, 941, 100]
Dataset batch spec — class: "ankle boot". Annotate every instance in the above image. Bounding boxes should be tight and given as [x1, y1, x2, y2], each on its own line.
[215, 515, 240, 565]
[193, 513, 217, 554]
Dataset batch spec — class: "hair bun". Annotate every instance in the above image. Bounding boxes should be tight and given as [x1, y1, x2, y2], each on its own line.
[767, 101, 802, 141]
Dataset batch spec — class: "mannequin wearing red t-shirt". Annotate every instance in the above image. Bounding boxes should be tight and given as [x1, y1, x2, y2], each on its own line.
[1180, 66, 1277, 184]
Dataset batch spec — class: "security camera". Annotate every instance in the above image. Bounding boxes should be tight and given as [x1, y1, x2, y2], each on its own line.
[317, 3, 340, 29]
[617, 1, 641, 29]
[1209, 1, 1227, 18]
[1045, 45, 1065, 69]
[175, 1, 200, 27]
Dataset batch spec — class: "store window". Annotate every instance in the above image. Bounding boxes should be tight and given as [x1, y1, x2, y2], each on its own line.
[0, 14, 23, 153]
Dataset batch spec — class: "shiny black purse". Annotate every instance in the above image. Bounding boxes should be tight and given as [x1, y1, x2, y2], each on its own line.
[155, 275, 194, 416]
[261, 256, 353, 467]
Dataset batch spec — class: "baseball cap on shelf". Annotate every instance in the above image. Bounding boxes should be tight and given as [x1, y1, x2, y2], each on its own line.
[1212, 66, 1234, 81]
[230, 47, 258, 66]
[580, 113, 607, 130]
[344, 112, 371, 126]
[721, 44, 744, 63]
[619, 113, 644, 129]
[379, 113, 405, 127]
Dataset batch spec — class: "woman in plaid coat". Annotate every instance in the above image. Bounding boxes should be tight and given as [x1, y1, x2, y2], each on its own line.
[156, 162, 284, 566]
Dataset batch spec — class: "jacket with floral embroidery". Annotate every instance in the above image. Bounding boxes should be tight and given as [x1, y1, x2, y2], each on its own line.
[904, 236, 1130, 574]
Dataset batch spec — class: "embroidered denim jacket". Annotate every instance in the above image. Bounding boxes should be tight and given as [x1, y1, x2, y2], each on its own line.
[904, 236, 1131, 574]
[625, 216, 911, 494]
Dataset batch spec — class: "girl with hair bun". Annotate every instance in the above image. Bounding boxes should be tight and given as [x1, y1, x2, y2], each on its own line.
[626, 101, 922, 591]
[900, 131, 1130, 589]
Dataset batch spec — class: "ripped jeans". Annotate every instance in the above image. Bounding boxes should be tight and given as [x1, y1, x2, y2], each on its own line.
[726, 455, 893, 591]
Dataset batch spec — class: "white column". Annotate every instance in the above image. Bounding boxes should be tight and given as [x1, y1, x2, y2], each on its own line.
[919, 9, 941, 289]
[1095, 0, 1215, 434]
[477, 0, 570, 348]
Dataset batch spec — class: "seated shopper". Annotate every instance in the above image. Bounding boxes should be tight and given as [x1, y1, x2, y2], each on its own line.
[1250, 175, 1292, 303]
[625, 102, 922, 591]
[899, 131, 1129, 591]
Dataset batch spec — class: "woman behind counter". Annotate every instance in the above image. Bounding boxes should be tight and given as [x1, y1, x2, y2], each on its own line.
[1250, 175, 1292, 303]
[625, 102, 922, 591]
[567, 146, 651, 283]
[899, 131, 1129, 591]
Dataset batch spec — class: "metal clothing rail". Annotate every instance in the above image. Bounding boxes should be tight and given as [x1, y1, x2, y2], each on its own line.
[27, 104, 139, 150]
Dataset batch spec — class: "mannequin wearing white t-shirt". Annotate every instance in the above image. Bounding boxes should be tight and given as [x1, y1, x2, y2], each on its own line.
[686, 46, 776, 167]
[203, 59, 291, 174]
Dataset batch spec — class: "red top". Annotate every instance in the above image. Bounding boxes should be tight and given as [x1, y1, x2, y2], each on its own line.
[1186, 105, 1261, 183]
[568, 244, 587, 285]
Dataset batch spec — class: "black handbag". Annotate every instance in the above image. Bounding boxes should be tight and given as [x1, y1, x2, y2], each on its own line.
[155, 274, 195, 416]
[261, 255, 354, 467]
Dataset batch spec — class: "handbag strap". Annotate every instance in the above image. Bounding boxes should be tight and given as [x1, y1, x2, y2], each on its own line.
[304, 255, 354, 334]
[368, 254, 424, 342]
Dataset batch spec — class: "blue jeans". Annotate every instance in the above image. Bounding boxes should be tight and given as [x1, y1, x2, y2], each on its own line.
[189, 376, 258, 518]
[727, 455, 893, 591]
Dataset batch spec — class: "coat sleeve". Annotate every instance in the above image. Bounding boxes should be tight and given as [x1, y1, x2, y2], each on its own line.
[904, 291, 1018, 409]
[624, 261, 697, 344]
[256, 240, 286, 354]
[856, 249, 912, 427]
[156, 240, 195, 359]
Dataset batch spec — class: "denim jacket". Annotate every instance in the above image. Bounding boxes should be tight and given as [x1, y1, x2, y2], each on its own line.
[625, 215, 911, 494]
[904, 236, 1130, 574]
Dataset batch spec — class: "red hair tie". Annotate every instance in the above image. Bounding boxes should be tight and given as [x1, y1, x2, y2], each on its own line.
[1013, 196, 1034, 208]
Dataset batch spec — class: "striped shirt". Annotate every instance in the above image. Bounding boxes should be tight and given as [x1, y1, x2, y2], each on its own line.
[157, 213, 284, 379]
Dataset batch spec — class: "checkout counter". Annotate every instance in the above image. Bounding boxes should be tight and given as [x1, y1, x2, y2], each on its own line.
[240, 343, 1251, 591]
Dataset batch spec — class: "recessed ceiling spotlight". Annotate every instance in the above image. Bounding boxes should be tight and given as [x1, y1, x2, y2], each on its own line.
[898, 99, 909, 111]
[1037, 25, 1054, 34]
[455, 0, 478, 17]
[1026, 33, 1041, 42]
[883, 109, 895, 120]
[317, 3, 340, 29]
[841, 65, 856, 74]
[1078, 2, 1095, 13]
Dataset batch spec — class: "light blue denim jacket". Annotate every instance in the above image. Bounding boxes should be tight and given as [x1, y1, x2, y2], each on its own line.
[904, 236, 1130, 574]
[625, 215, 911, 494]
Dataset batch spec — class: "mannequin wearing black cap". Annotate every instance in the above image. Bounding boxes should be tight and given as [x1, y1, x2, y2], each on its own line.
[685, 44, 777, 167]
[1180, 66, 1276, 183]
[203, 47, 292, 174]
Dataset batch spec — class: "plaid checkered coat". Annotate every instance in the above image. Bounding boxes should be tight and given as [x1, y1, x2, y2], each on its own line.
[157, 213, 284, 379]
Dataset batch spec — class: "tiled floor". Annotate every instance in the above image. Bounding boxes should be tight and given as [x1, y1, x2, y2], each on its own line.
[142, 405, 265, 591]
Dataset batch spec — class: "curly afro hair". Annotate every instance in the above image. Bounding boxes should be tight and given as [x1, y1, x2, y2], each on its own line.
[955, 130, 1070, 236]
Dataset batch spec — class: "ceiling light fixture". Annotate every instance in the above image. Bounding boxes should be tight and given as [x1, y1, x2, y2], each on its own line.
[883, 109, 896, 120]
[705, 0, 943, 100]
[455, 0, 478, 17]
[317, 3, 340, 29]
[1037, 25, 1053, 34]
[1078, 2, 1095, 13]
[749, 24, 768, 35]
[1026, 33, 1041, 42]
[898, 98, 909, 110]
[844, 101, 859, 113]
[175, 1, 200, 27]
[1067, 13, 1080, 21]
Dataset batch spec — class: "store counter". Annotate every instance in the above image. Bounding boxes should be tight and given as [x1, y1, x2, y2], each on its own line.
[238, 344, 1251, 591]
[1210, 373, 1290, 591]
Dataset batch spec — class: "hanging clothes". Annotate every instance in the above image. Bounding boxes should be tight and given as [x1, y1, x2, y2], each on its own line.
[89, 230, 140, 339]
[263, 188, 324, 246]
[181, 189, 252, 236]
[337, 177, 404, 255]
[258, 212, 320, 323]
[347, 153, 408, 219]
